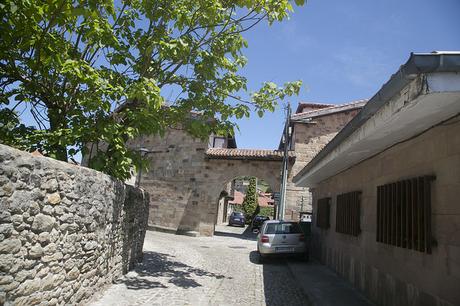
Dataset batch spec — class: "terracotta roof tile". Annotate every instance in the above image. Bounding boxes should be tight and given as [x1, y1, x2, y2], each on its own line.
[228, 190, 274, 207]
[295, 102, 335, 114]
[206, 148, 295, 161]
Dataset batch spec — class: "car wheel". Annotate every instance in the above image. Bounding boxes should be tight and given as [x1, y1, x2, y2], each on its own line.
[258, 252, 265, 264]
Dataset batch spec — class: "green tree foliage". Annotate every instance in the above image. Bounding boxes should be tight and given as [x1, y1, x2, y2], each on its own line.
[258, 206, 274, 218]
[242, 177, 258, 221]
[0, 0, 304, 179]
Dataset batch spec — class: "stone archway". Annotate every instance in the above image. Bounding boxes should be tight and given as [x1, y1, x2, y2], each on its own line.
[134, 129, 294, 236]
[174, 149, 294, 236]
[206, 159, 282, 207]
[207, 159, 282, 231]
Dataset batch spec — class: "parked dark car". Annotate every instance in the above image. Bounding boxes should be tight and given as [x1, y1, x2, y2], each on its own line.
[251, 215, 270, 232]
[228, 212, 246, 227]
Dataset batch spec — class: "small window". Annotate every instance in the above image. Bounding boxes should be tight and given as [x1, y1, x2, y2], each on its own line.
[336, 191, 361, 236]
[213, 137, 226, 148]
[376, 176, 435, 253]
[316, 198, 331, 229]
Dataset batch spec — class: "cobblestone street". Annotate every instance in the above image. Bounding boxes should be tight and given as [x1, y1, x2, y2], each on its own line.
[90, 225, 310, 306]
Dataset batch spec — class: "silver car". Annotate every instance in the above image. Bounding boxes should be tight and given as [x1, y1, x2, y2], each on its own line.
[257, 220, 307, 261]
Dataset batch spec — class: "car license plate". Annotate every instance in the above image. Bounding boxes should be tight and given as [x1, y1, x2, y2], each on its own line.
[234, 218, 240, 221]
[275, 247, 294, 252]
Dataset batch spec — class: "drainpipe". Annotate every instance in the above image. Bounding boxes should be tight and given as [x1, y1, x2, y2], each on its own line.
[278, 103, 291, 220]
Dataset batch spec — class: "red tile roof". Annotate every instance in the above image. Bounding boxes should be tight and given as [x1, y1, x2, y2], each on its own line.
[228, 190, 244, 205]
[295, 102, 335, 114]
[228, 190, 274, 207]
[206, 148, 295, 161]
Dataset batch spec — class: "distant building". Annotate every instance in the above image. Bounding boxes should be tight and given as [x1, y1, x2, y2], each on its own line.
[227, 190, 274, 208]
[280, 100, 367, 220]
[214, 190, 275, 223]
[294, 52, 460, 306]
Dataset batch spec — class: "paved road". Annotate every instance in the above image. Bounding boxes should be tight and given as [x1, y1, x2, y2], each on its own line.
[90, 225, 310, 306]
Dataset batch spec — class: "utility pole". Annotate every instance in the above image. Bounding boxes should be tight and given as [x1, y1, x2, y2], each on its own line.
[278, 103, 291, 220]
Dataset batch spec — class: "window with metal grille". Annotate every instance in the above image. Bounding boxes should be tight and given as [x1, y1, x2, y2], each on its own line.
[316, 198, 331, 229]
[336, 191, 361, 236]
[376, 176, 435, 253]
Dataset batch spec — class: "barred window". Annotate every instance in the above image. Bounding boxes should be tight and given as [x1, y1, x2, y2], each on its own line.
[376, 176, 435, 253]
[336, 191, 361, 236]
[316, 198, 331, 229]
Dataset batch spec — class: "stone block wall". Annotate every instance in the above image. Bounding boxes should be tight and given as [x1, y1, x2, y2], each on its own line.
[0, 144, 149, 305]
[129, 129, 283, 236]
[128, 130, 210, 234]
[310, 116, 460, 305]
[285, 109, 361, 219]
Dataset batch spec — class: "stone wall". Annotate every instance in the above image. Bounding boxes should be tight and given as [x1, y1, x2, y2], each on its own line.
[0, 144, 149, 305]
[310, 116, 460, 305]
[128, 130, 210, 235]
[284, 109, 361, 219]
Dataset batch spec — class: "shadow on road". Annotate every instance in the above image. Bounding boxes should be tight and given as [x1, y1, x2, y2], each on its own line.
[249, 251, 311, 306]
[114, 251, 230, 290]
[214, 225, 258, 241]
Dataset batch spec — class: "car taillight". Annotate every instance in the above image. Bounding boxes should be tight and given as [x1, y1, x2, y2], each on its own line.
[261, 235, 269, 243]
[299, 234, 305, 241]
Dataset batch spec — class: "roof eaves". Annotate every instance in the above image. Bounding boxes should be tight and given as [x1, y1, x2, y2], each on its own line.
[295, 102, 335, 114]
[293, 51, 460, 184]
[205, 149, 295, 161]
[291, 100, 367, 122]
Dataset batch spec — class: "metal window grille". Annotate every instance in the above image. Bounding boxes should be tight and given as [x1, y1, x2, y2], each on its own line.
[336, 191, 361, 236]
[376, 175, 435, 253]
[316, 197, 331, 229]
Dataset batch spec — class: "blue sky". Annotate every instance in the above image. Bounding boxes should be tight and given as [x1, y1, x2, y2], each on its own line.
[234, 0, 460, 149]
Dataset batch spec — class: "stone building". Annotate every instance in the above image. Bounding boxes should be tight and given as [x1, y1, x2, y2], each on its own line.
[280, 100, 367, 220]
[127, 128, 292, 236]
[293, 52, 460, 305]
[224, 190, 274, 218]
[122, 101, 366, 233]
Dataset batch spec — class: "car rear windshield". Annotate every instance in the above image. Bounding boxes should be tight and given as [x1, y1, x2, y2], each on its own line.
[265, 223, 302, 234]
[233, 212, 243, 217]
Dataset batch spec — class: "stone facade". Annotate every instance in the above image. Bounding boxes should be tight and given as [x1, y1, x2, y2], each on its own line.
[284, 106, 363, 219]
[126, 103, 362, 233]
[309, 116, 460, 305]
[128, 130, 286, 236]
[0, 144, 149, 305]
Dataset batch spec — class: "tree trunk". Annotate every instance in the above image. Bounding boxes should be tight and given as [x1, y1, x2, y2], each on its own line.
[48, 107, 68, 161]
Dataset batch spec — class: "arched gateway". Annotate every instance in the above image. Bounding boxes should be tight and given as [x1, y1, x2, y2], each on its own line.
[132, 100, 363, 236]
[133, 129, 294, 236]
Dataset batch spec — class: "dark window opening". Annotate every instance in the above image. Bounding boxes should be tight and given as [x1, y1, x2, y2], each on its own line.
[376, 175, 435, 253]
[316, 197, 331, 229]
[336, 191, 361, 236]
